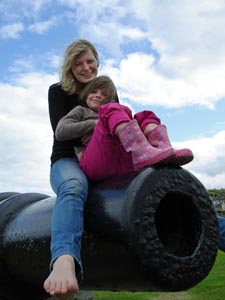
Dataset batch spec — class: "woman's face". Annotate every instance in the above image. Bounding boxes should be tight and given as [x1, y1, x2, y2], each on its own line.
[71, 49, 98, 84]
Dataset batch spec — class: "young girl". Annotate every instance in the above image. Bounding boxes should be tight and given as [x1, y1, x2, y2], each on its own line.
[56, 76, 193, 182]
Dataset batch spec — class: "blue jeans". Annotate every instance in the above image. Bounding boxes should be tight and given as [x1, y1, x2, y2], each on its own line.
[218, 215, 225, 252]
[50, 157, 88, 280]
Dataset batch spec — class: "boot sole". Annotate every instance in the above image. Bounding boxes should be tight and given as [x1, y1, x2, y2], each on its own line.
[134, 148, 175, 170]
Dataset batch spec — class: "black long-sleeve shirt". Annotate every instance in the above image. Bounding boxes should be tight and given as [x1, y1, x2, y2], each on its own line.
[48, 83, 83, 165]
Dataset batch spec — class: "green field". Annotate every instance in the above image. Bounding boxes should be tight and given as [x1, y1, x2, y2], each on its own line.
[93, 250, 225, 300]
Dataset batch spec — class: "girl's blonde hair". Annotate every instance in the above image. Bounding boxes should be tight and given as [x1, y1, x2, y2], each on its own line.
[79, 76, 117, 105]
[59, 39, 99, 94]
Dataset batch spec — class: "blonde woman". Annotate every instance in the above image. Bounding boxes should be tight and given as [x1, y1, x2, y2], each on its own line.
[43, 39, 99, 298]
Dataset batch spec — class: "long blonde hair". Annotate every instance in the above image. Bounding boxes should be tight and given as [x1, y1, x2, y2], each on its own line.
[80, 76, 117, 105]
[59, 39, 99, 94]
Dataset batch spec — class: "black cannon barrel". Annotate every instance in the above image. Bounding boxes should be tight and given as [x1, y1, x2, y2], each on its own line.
[0, 166, 219, 300]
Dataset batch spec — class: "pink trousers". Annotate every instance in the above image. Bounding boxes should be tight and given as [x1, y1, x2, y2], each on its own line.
[79, 103, 161, 181]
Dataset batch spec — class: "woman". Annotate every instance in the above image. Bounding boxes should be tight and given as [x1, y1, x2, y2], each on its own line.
[43, 39, 99, 298]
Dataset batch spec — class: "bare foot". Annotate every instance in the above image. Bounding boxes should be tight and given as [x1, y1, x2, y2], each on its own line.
[43, 255, 79, 297]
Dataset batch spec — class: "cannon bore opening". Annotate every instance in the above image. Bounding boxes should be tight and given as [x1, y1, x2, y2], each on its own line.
[155, 192, 202, 257]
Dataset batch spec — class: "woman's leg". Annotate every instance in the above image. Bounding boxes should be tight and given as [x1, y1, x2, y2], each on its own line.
[43, 157, 88, 297]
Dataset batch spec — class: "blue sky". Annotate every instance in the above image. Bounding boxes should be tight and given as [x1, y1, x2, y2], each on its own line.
[1, 0, 225, 195]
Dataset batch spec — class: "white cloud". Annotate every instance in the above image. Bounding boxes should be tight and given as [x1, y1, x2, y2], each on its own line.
[0, 0, 55, 38]
[0, 72, 57, 117]
[0, 71, 57, 195]
[100, 53, 225, 109]
[175, 130, 225, 189]
[0, 115, 53, 195]
[119, 27, 148, 40]
[9, 53, 62, 74]
[28, 17, 59, 34]
[27, 0, 52, 13]
[71, 0, 225, 109]
[129, 0, 225, 53]
[0, 0, 53, 18]
[0, 22, 24, 39]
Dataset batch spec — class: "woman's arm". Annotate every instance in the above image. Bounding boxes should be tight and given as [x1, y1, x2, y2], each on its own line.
[48, 83, 73, 133]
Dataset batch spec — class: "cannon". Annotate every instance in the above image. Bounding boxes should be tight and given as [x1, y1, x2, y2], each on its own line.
[0, 166, 219, 300]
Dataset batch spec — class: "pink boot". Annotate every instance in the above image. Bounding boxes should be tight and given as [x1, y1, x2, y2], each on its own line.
[147, 125, 194, 166]
[118, 120, 175, 170]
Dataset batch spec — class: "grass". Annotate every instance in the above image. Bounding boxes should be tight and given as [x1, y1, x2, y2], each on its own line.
[93, 250, 225, 300]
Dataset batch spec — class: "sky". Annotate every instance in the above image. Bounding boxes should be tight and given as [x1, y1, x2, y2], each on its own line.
[1, 0, 225, 196]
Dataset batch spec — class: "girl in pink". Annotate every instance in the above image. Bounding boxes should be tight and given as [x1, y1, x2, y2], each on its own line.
[56, 76, 193, 181]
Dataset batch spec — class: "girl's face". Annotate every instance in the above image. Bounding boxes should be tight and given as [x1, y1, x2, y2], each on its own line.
[86, 88, 109, 112]
[71, 49, 98, 84]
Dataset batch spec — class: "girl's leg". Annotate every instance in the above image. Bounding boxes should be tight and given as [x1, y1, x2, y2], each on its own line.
[96, 104, 174, 171]
[80, 103, 173, 179]
[135, 110, 171, 149]
[134, 110, 161, 133]
[43, 157, 88, 297]
[79, 103, 134, 181]
[99, 102, 133, 134]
